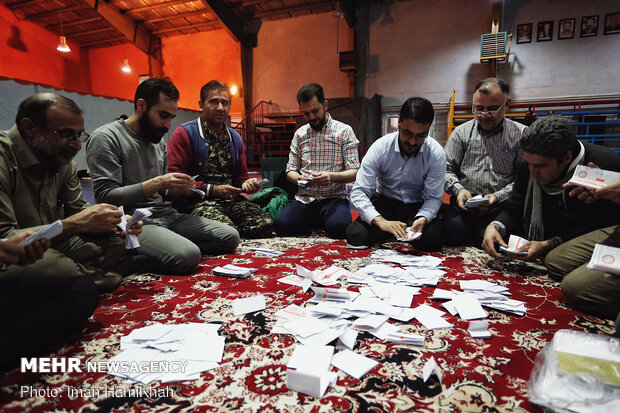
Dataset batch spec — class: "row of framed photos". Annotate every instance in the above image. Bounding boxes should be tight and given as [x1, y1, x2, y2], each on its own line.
[517, 12, 620, 43]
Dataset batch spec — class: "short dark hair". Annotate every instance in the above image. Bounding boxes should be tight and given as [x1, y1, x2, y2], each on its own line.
[474, 77, 510, 96]
[399, 97, 435, 124]
[520, 115, 580, 162]
[297, 83, 325, 104]
[15, 93, 82, 135]
[200, 80, 230, 102]
[134, 78, 179, 110]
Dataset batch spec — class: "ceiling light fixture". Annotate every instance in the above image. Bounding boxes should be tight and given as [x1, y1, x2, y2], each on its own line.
[56, 11, 70, 53]
[230, 84, 238, 96]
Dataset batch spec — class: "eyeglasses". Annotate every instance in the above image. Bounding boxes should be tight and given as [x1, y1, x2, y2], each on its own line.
[45, 127, 90, 141]
[472, 100, 506, 116]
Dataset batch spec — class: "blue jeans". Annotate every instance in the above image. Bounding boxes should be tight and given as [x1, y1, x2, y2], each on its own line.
[273, 198, 352, 239]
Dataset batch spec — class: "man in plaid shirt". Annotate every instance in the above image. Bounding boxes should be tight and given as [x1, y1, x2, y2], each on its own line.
[273, 83, 359, 239]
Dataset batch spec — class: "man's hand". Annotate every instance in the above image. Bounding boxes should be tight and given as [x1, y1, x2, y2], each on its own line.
[476, 193, 497, 211]
[241, 178, 262, 194]
[410, 216, 427, 233]
[456, 189, 472, 211]
[63, 203, 123, 235]
[160, 172, 194, 196]
[308, 171, 331, 187]
[213, 185, 242, 200]
[512, 240, 553, 261]
[482, 224, 507, 259]
[126, 216, 143, 236]
[372, 216, 408, 239]
[0, 231, 50, 266]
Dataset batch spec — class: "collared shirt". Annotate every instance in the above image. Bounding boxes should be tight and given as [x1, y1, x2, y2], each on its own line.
[287, 114, 360, 203]
[0, 126, 88, 238]
[444, 118, 525, 203]
[350, 132, 446, 224]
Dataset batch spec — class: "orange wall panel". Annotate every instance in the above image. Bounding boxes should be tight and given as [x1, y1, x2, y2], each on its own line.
[88, 44, 149, 101]
[161, 30, 243, 114]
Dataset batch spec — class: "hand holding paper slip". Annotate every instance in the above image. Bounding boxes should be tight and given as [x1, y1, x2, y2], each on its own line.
[465, 194, 490, 208]
[19, 220, 63, 246]
[116, 206, 152, 249]
[568, 165, 620, 190]
[397, 228, 422, 242]
[499, 234, 528, 256]
[587, 243, 620, 276]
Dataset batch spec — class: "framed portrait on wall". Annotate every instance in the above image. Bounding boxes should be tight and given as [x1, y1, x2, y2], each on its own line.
[558, 18, 575, 39]
[580, 15, 598, 37]
[604, 12, 620, 35]
[537, 21, 554, 41]
[516, 23, 532, 44]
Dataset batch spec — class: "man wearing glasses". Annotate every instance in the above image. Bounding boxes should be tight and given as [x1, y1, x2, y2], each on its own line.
[442, 78, 526, 247]
[347, 97, 445, 251]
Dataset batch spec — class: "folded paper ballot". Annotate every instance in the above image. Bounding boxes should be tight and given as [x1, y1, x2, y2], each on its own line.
[286, 368, 337, 398]
[422, 356, 442, 383]
[386, 332, 424, 346]
[468, 320, 491, 338]
[212, 264, 257, 278]
[499, 234, 528, 256]
[231, 295, 266, 316]
[587, 243, 620, 276]
[396, 228, 423, 242]
[258, 178, 269, 185]
[297, 174, 314, 188]
[189, 188, 206, 198]
[250, 247, 284, 257]
[568, 164, 620, 190]
[331, 349, 378, 379]
[117, 206, 152, 249]
[19, 219, 63, 246]
[465, 195, 490, 208]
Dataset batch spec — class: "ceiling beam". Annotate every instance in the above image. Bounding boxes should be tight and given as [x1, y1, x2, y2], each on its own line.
[144, 9, 211, 24]
[66, 27, 114, 39]
[199, 0, 243, 43]
[231, 0, 270, 7]
[124, 0, 196, 14]
[152, 20, 219, 34]
[46, 17, 102, 31]
[82, 0, 153, 55]
[22, 5, 88, 21]
[5, 0, 42, 9]
[79, 36, 127, 48]
[254, 1, 336, 18]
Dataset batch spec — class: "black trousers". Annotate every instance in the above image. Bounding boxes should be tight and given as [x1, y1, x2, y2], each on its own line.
[0, 276, 99, 372]
[346, 194, 443, 251]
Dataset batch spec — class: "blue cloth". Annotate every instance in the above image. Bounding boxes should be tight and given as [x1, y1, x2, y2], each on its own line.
[350, 132, 446, 224]
[273, 198, 352, 239]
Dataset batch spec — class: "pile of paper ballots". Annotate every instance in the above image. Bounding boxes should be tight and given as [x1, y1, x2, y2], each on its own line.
[212, 264, 258, 278]
[432, 279, 527, 317]
[108, 323, 225, 384]
[117, 206, 152, 249]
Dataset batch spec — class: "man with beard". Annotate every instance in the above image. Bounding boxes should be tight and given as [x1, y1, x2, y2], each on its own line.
[86, 78, 239, 275]
[482, 115, 620, 262]
[346, 97, 445, 251]
[168, 80, 272, 238]
[273, 83, 360, 239]
[0, 93, 144, 295]
[442, 78, 525, 247]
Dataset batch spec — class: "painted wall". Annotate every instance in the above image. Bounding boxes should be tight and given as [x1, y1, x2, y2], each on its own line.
[254, 12, 352, 111]
[88, 44, 149, 101]
[0, 4, 91, 93]
[161, 30, 244, 115]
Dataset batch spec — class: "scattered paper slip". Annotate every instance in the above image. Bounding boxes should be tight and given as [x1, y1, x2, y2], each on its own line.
[250, 247, 284, 257]
[331, 350, 378, 379]
[568, 165, 620, 190]
[499, 234, 528, 256]
[346, 243, 369, 249]
[213, 264, 257, 278]
[468, 320, 491, 338]
[19, 220, 63, 246]
[587, 243, 620, 276]
[465, 195, 490, 208]
[422, 356, 442, 383]
[386, 332, 424, 346]
[232, 295, 266, 316]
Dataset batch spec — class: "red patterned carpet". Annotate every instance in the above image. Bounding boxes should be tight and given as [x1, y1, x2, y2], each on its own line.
[0, 235, 615, 412]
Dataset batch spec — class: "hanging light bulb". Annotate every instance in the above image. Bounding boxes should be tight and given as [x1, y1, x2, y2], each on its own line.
[122, 57, 132, 73]
[57, 35, 70, 53]
[57, 11, 70, 53]
[230, 84, 238, 96]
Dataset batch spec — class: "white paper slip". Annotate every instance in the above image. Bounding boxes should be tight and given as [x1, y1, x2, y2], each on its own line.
[286, 368, 337, 398]
[386, 332, 424, 346]
[412, 305, 452, 330]
[422, 356, 442, 383]
[231, 295, 266, 316]
[465, 195, 490, 208]
[298, 327, 345, 347]
[452, 294, 487, 320]
[310, 302, 343, 317]
[213, 264, 257, 278]
[346, 243, 369, 249]
[587, 243, 620, 275]
[311, 286, 357, 302]
[283, 317, 330, 339]
[468, 320, 491, 338]
[432, 288, 458, 300]
[397, 228, 423, 242]
[287, 345, 334, 372]
[189, 188, 206, 198]
[275, 304, 311, 321]
[331, 350, 378, 379]
[117, 207, 152, 249]
[258, 178, 269, 185]
[337, 327, 358, 350]
[176, 332, 225, 363]
[19, 219, 63, 246]
[353, 314, 389, 331]
[250, 247, 284, 257]
[499, 234, 528, 256]
[568, 164, 620, 190]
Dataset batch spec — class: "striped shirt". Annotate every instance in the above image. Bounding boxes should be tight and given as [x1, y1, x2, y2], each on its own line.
[444, 118, 526, 203]
[287, 114, 360, 203]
